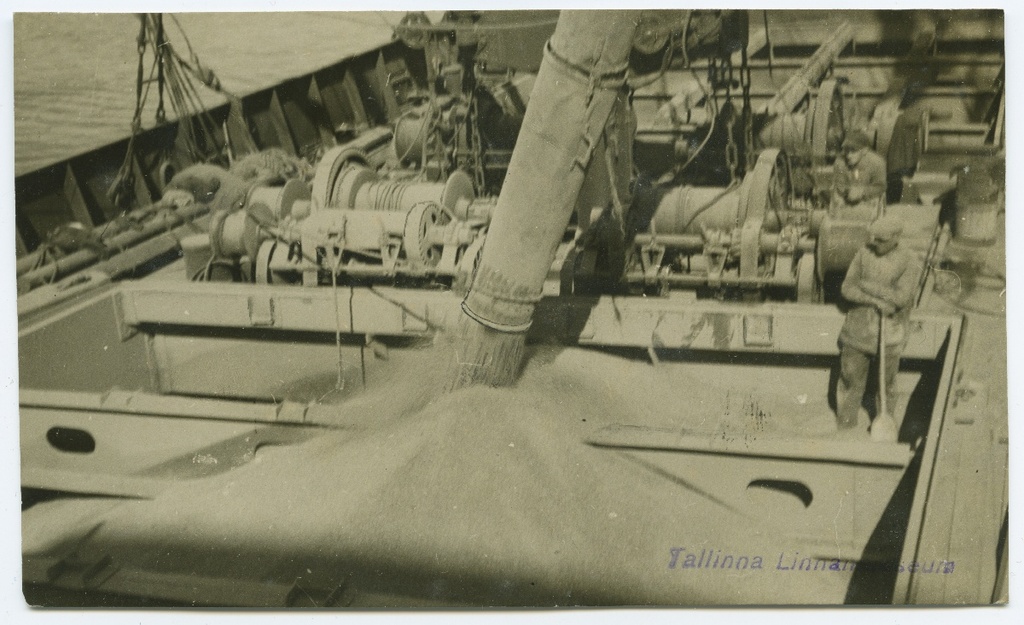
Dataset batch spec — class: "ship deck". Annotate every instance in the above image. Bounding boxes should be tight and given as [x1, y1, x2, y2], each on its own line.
[13, 9, 1008, 607]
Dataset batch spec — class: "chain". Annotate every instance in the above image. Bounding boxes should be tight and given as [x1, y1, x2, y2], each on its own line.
[468, 88, 486, 191]
[707, 57, 719, 97]
[722, 56, 739, 184]
[741, 47, 755, 174]
[726, 56, 734, 101]
[155, 14, 166, 124]
[135, 16, 146, 115]
[111, 13, 232, 209]
[725, 109, 739, 184]
[110, 15, 150, 210]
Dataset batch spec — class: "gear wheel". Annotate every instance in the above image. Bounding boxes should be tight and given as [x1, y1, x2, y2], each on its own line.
[403, 201, 449, 267]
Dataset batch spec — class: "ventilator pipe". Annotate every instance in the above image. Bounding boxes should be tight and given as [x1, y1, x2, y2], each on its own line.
[446, 10, 640, 390]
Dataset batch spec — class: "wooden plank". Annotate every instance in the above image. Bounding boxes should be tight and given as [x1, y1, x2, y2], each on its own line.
[892, 316, 965, 603]
[903, 315, 1008, 603]
[942, 422, 986, 600]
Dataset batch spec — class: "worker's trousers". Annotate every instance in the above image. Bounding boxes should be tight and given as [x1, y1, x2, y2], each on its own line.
[837, 342, 902, 429]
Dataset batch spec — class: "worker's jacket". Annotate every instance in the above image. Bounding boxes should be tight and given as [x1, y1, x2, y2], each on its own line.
[839, 245, 920, 354]
[835, 150, 888, 202]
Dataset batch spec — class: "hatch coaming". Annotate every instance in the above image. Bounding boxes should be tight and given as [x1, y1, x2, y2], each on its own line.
[19, 272, 964, 604]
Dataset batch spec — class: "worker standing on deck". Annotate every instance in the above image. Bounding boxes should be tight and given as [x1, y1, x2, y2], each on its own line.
[836, 215, 920, 432]
[836, 129, 887, 207]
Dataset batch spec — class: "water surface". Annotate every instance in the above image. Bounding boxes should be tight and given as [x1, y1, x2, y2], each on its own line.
[14, 12, 399, 175]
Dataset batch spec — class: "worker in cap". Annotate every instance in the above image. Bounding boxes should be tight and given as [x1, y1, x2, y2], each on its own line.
[835, 214, 921, 433]
[837, 129, 887, 206]
[868, 214, 903, 242]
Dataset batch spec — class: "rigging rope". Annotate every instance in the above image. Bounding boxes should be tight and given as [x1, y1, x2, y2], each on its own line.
[109, 13, 238, 211]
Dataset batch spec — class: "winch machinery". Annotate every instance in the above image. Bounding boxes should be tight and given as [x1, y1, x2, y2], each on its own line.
[184, 10, 879, 305]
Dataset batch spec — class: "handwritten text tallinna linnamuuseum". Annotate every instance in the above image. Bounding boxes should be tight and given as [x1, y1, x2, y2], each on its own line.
[666, 547, 956, 575]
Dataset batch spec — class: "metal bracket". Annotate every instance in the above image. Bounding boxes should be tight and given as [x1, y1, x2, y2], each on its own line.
[705, 249, 727, 289]
[638, 243, 666, 283]
[112, 290, 139, 341]
[743, 313, 774, 347]
[247, 296, 276, 327]
[740, 217, 763, 279]
[381, 238, 401, 274]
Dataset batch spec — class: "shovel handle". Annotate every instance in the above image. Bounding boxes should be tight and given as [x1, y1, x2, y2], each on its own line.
[878, 312, 887, 417]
